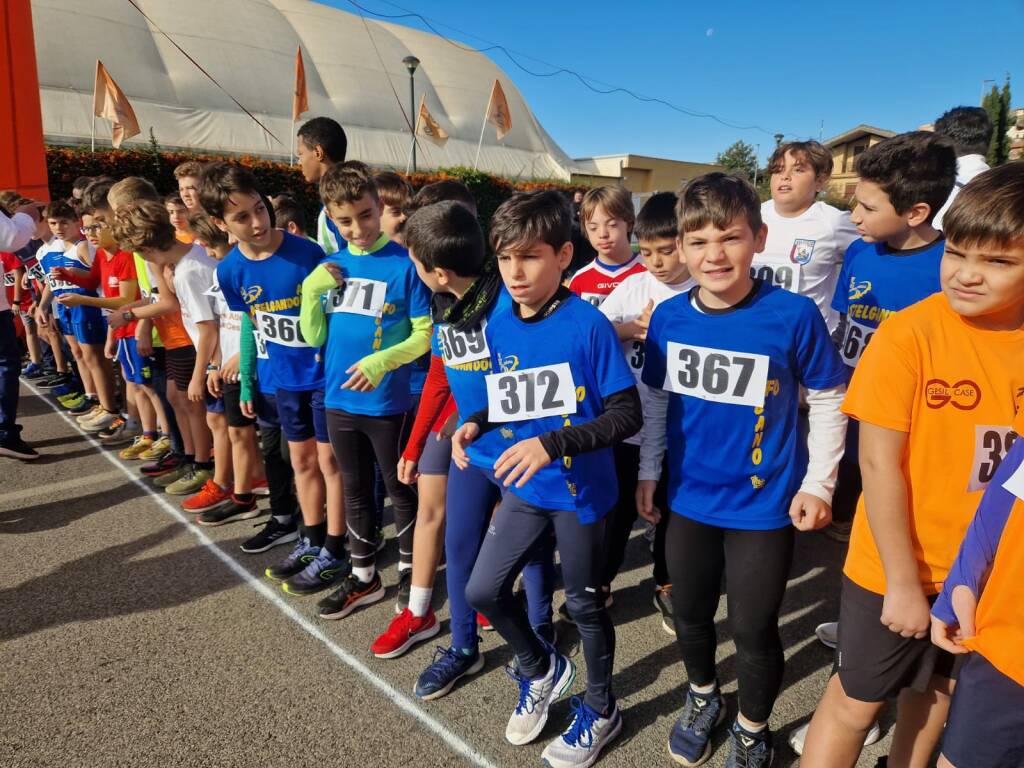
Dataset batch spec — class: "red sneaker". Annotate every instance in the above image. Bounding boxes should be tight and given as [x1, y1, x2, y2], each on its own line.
[370, 608, 440, 659]
[252, 477, 269, 497]
[477, 613, 495, 631]
[181, 479, 232, 513]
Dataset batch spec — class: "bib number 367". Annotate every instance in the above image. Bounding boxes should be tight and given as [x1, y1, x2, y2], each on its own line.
[664, 342, 770, 408]
[486, 363, 578, 422]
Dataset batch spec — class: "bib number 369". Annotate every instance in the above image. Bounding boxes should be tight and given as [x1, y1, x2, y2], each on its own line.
[486, 363, 578, 422]
[664, 342, 770, 408]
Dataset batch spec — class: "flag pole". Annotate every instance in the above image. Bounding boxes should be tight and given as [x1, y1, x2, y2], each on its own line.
[406, 106, 422, 174]
[291, 119, 295, 165]
[92, 59, 98, 152]
[473, 87, 494, 171]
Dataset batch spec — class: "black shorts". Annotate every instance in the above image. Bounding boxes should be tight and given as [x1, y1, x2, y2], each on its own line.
[165, 345, 197, 391]
[222, 381, 256, 429]
[942, 652, 1024, 768]
[836, 576, 959, 702]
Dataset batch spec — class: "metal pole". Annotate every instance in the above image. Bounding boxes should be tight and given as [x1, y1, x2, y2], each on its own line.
[409, 70, 417, 173]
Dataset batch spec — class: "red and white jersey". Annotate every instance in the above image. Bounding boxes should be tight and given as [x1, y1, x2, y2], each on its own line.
[568, 252, 646, 308]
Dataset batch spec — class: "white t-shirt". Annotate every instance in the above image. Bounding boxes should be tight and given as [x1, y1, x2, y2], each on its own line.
[172, 243, 220, 347]
[755, 200, 858, 333]
[208, 270, 242, 364]
[933, 154, 990, 231]
[600, 270, 697, 446]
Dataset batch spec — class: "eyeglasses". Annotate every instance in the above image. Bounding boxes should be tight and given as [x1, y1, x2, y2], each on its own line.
[80, 223, 107, 235]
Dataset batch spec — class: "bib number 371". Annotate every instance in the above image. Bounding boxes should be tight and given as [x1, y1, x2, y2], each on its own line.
[486, 363, 578, 422]
[664, 342, 770, 408]
[326, 278, 387, 317]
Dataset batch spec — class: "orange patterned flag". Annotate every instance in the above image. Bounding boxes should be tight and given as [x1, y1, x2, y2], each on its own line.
[486, 79, 511, 141]
[293, 47, 309, 122]
[417, 94, 449, 146]
[93, 60, 140, 148]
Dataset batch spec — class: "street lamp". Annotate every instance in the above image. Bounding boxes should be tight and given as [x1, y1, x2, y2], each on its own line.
[980, 78, 995, 105]
[403, 55, 420, 172]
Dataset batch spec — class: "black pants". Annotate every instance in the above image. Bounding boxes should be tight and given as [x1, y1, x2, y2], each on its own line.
[667, 513, 794, 723]
[258, 417, 297, 520]
[0, 311, 20, 442]
[601, 442, 640, 587]
[466, 493, 615, 714]
[326, 408, 417, 569]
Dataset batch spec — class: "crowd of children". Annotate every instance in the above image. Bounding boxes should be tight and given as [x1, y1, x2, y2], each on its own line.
[1, 105, 1022, 768]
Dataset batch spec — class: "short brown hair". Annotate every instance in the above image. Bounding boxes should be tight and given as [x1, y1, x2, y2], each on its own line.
[108, 177, 160, 211]
[320, 161, 377, 207]
[406, 180, 477, 217]
[0, 190, 30, 215]
[80, 178, 117, 214]
[374, 171, 413, 209]
[489, 190, 571, 255]
[164, 192, 186, 208]
[767, 140, 833, 179]
[198, 162, 262, 219]
[111, 199, 177, 253]
[677, 172, 763, 236]
[580, 185, 635, 235]
[943, 162, 1024, 251]
[188, 211, 230, 249]
[43, 200, 77, 220]
[174, 161, 204, 180]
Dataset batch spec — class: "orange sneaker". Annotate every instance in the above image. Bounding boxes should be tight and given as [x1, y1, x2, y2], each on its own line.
[181, 479, 232, 513]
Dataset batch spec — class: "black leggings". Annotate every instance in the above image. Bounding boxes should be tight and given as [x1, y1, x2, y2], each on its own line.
[326, 409, 417, 569]
[666, 514, 794, 723]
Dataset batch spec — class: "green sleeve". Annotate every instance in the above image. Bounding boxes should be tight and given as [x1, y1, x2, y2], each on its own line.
[358, 315, 432, 387]
[239, 312, 256, 404]
[299, 264, 335, 348]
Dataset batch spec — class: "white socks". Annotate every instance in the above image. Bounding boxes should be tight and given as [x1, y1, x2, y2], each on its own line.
[408, 586, 432, 617]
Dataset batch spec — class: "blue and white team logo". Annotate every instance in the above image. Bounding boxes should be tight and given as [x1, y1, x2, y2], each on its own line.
[790, 238, 816, 265]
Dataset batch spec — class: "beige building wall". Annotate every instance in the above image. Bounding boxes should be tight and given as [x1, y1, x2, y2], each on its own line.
[824, 126, 897, 200]
[571, 153, 724, 194]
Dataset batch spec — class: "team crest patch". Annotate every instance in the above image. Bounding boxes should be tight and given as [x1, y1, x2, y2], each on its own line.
[790, 238, 816, 265]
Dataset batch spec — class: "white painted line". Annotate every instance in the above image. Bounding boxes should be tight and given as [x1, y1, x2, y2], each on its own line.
[23, 382, 499, 768]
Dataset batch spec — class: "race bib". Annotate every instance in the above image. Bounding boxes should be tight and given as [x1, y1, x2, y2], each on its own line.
[2, 272, 13, 287]
[45, 272, 75, 291]
[664, 342, 770, 408]
[839, 317, 875, 368]
[579, 292, 606, 308]
[627, 340, 645, 372]
[253, 310, 309, 348]
[439, 321, 490, 366]
[969, 425, 1017, 492]
[27, 262, 46, 282]
[253, 327, 270, 360]
[486, 363, 578, 422]
[326, 278, 387, 317]
[750, 261, 800, 292]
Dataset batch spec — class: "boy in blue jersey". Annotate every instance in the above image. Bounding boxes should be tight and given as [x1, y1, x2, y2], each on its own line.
[639, 173, 848, 767]
[452, 190, 642, 767]
[296, 117, 347, 255]
[199, 163, 346, 596]
[300, 161, 431, 623]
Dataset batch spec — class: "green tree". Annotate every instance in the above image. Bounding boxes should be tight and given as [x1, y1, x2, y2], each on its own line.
[983, 77, 1012, 166]
[715, 140, 758, 180]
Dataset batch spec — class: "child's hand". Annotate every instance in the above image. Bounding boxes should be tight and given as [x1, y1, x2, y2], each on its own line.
[221, 354, 240, 384]
[188, 375, 206, 403]
[108, 310, 127, 330]
[341, 362, 375, 392]
[207, 369, 223, 398]
[882, 583, 931, 639]
[451, 423, 479, 469]
[324, 262, 345, 288]
[493, 437, 552, 488]
[930, 587, 978, 656]
[788, 492, 832, 531]
[633, 299, 655, 340]
[56, 293, 82, 307]
[636, 479, 660, 524]
[397, 457, 419, 485]
[104, 340, 117, 360]
[136, 333, 153, 357]
[240, 399, 256, 420]
[35, 309, 48, 328]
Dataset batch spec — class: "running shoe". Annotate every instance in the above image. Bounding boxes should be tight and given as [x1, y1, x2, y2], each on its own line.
[815, 621, 838, 649]
[100, 418, 139, 446]
[21, 363, 44, 379]
[144, 453, 185, 479]
[724, 720, 773, 768]
[505, 649, 576, 746]
[251, 477, 269, 497]
[196, 494, 260, 526]
[541, 697, 622, 768]
[265, 537, 320, 582]
[138, 436, 172, 462]
[317, 571, 385, 618]
[415, 646, 485, 701]
[477, 613, 495, 631]
[164, 465, 210, 495]
[37, 372, 71, 389]
[52, 384, 79, 398]
[240, 517, 298, 554]
[74, 404, 104, 424]
[281, 548, 348, 595]
[182, 479, 233, 513]
[370, 607, 439, 658]
[119, 435, 155, 460]
[82, 409, 119, 434]
[68, 397, 97, 416]
[654, 584, 676, 636]
[668, 687, 726, 767]
[58, 393, 85, 410]
[0, 434, 40, 460]
[787, 720, 881, 756]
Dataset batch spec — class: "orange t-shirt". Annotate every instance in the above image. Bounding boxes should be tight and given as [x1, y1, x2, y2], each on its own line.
[842, 293, 1024, 595]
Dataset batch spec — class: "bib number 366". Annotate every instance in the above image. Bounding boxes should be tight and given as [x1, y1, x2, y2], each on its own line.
[486, 363, 578, 422]
[664, 342, 770, 408]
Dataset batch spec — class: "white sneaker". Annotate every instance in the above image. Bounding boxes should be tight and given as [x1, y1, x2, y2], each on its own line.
[815, 621, 838, 649]
[82, 409, 117, 433]
[504, 650, 576, 746]
[541, 699, 622, 768]
[787, 720, 882, 755]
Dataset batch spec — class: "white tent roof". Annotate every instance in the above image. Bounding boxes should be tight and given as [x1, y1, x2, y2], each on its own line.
[31, 0, 577, 180]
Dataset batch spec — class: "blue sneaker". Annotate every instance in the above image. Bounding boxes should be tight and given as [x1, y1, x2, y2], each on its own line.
[281, 547, 349, 595]
[668, 687, 726, 766]
[541, 697, 623, 768]
[724, 721, 774, 768]
[21, 363, 43, 379]
[265, 537, 319, 582]
[51, 383, 77, 397]
[415, 646, 485, 701]
[505, 650, 576, 746]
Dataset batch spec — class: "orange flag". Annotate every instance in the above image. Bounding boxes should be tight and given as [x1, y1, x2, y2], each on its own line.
[293, 47, 309, 122]
[486, 79, 512, 140]
[416, 94, 448, 146]
[92, 60, 140, 148]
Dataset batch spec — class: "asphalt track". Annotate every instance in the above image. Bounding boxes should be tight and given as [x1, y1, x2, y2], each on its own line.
[2, 381, 892, 767]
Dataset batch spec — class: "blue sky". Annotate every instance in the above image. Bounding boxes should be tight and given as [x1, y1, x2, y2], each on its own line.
[318, 0, 1023, 166]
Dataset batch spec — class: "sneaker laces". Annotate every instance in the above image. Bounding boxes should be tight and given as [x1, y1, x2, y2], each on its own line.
[381, 609, 417, 641]
[681, 691, 718, 734]
[506, 664, 543, 715]
[732, 729, 768, 768]
[561, 696, 598, 749]
[428, 646, 468, 678]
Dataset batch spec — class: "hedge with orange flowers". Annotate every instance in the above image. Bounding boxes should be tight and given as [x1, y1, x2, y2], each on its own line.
[45, 146, 576, 226]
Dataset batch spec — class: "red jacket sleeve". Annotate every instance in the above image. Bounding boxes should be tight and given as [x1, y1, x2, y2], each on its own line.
[402, 353, 453, 463]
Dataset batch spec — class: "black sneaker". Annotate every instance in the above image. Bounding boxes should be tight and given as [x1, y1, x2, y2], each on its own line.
[0, 435, 40, 460]
[140, 452, 183, 478]
[724, 720, 774, 768]
[240, 516, 299, 554]
[265, 537, 319, 582]
[317, 572, 385, 620]
[395, 568, 412, 614]
[654, 584, 676, 636]
[37, 372, 71, 389]
[196, 495, 261, 527]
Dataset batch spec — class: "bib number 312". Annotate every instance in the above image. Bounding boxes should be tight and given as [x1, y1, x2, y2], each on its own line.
[664, 342, 770, 408]
[486, 363, 578, 422]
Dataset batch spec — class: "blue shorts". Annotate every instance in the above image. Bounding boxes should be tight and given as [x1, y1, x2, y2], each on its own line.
[419, 433, 452, 476]
[255, 390, 280, 429]
[205, 393, 225, 415]
[116, 337, 153, 385]
[275, 388, 328, 443]
[942, 652, 1024, 768]
[72, 316, 107, 346]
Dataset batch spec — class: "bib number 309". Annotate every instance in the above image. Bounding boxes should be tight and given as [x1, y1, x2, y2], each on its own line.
[664, 342, 770, 408]
[254, 311, 309, 348]
[486, 363, 578, 422]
